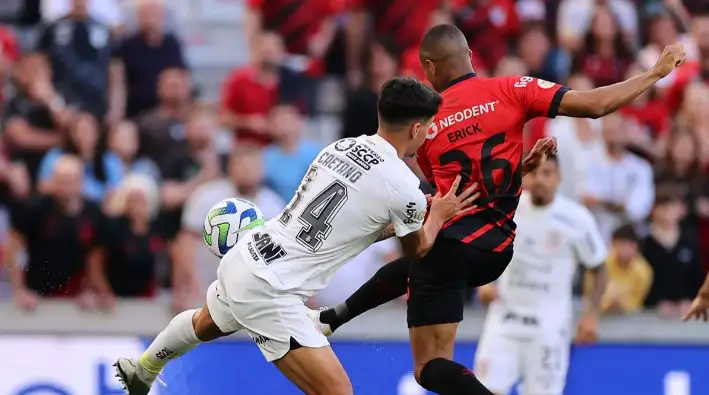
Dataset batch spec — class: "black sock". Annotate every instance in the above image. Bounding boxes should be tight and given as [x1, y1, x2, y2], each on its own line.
[419, 358, 493, 395]
[319, 257, 410, 332]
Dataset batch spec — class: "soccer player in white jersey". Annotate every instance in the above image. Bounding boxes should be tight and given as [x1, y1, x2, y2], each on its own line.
[473, 155, 608, 395]
[113, 77, 480, 395]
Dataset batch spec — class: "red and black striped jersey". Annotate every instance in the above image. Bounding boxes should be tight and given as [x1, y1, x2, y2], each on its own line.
[417, 73, 568, 252]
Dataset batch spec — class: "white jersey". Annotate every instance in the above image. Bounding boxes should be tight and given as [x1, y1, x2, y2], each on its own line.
[236, 134, 426, 297]
[488, 191, 607, 331]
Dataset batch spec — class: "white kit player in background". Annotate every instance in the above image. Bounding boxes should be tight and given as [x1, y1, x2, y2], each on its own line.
[113, 77, 480, 395]
[473, 155, 608, 395]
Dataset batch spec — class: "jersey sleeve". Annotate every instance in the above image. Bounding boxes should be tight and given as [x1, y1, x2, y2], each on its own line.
[506, 76, 569, 119]
[572, 207, 607, 269]
[388, 184, 427, 237]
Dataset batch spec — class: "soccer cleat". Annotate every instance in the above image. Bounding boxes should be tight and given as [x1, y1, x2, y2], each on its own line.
[308, 307, 333, 336]
[114, 357, 161, 395]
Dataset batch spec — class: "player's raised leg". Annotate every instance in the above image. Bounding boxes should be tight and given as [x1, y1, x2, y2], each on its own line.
[317, 256, 411, 333]
[221, 249, 353, 395]
[115, 281, 236, 394]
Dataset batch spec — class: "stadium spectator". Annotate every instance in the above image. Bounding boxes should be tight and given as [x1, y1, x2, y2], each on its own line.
[582, 113, 655, 242]
[546, 74, 603, 202]
[37, 112, 124, 203]
[108, 120, 161, 182]
[136, 67, 191, 174]
[263, 102, 320, 202]
[176, 146, 284, 303]
[37, 0, 116, 119]
[453, 0, 520, 71]
[572, 6, 634, 87]
[636, 10, 697, 90]
[494, 56, 528, 77]
[585, 224, 652, 315]
[42, 0, 123, 29]
[0, 25, 20, 93]
[664, 14, 709, 114]
[3, 52, 66, 184]
[643, 186, 703, 318]
[111, 0, 187, 120]
[516, 23, 565, 83]
[655, 131, 709, 233]
[244, 0, 341, 77]
[5, 155, 103, 309]
[345, 0, 440, 87]
[341, 38, 400, 139]
[160, 106, 220, 240]
[219, 31, 283, 147]
[91, 173, 162, 308]
[556, 0, 638, 53]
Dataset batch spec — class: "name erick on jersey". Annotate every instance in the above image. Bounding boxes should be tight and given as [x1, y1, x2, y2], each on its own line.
[236, 134, 427, 296]
[417, 73, 569, 252]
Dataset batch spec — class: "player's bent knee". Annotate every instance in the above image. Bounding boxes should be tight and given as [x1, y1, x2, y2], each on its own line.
[192, 305, 230, 342]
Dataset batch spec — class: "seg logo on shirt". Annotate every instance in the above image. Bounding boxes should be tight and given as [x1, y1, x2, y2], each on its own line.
[403, 202, 426, 225]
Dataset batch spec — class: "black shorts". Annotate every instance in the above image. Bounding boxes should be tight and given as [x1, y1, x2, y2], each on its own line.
[407, 236, 513, 328]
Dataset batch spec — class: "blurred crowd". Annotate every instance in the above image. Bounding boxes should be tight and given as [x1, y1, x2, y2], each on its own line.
[0, 0, 707, 320]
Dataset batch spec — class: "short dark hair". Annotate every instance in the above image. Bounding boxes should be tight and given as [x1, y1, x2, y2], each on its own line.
[420, 24, 467, 57]
[378, 77, 442, 125]
[611, 224, 639, 243]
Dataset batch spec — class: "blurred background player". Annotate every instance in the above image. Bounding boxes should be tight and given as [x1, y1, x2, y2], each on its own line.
[474, 154, 607, 395]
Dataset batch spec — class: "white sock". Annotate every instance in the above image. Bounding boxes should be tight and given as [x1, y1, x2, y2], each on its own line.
[139, 309, 202, 375]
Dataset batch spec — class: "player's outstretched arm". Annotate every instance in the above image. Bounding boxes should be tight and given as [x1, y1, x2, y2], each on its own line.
[557, 44, 686, 119]
[399, 177, 479, 259]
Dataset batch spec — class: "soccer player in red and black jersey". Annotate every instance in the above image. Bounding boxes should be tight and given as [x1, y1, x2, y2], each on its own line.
[317, 24, 686, 394]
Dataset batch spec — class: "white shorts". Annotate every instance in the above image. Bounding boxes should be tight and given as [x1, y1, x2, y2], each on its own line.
[474, 329, 570, 395]
[206, 252, 330, 362]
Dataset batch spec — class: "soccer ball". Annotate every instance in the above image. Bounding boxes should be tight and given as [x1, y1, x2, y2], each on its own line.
[203, 198, 265, 257]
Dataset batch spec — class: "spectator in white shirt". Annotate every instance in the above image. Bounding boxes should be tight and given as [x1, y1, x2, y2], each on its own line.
[171, 145, 285, 311]
[546, 74, 605, 201]
[556, 0, 638, 53]
[42, 0, 123, 29]
[582, 113, 655, 243]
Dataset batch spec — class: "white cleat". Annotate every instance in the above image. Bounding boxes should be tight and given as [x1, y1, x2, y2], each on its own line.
[114, 357, 162, 395]
[308, 307, 333, 336]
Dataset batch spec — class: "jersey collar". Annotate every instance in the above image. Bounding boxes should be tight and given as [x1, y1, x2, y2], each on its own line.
[368, 134, 398, 158]
[442, 72, 476, 92]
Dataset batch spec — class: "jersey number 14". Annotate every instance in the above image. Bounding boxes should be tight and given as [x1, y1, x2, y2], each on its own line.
[279, 166, 349, 252]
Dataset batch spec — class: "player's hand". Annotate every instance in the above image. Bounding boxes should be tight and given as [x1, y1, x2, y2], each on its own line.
[574, 312, 599, 344]
[682, 295, 709, 321]
[429, 176, 480, 221]
[14, 288, 39, 311]
[477, 284, 498, 305]
[523, 137, 557, 175]
[650, 44, 686, 79]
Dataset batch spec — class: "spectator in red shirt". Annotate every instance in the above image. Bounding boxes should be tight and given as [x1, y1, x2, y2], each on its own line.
[573, 6, 634, 88]
[244, 0, 342, 76]
[346, 0, 443, 87]
[219, 31, 283, 147]
[453, 0, 520, 71]
[665, 14, 709, 114]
